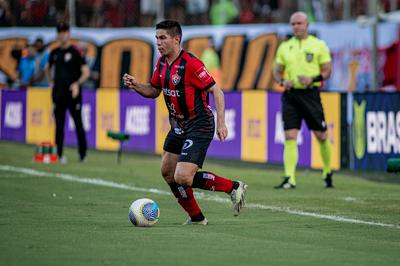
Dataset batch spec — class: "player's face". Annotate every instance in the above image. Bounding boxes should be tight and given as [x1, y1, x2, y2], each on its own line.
[290, 15, 308, 39]
[57, 31, 70, 45]
[155, 29, 180, 57]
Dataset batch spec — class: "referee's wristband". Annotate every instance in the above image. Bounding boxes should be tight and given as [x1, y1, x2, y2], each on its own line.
[312, 74, 324, 82]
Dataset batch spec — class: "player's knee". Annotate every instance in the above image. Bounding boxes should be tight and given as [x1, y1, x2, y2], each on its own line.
[174, 171, 192, 186]
[161, 168, 174, 183]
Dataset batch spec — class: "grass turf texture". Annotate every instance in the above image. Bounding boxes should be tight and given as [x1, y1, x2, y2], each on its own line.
[0, 141, 399, 266]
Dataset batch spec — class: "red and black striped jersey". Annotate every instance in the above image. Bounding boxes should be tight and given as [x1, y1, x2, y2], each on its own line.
[151, 50, 216, 134]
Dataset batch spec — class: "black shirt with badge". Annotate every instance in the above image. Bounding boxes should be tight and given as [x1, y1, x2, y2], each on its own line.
[49, 45, 86, 101]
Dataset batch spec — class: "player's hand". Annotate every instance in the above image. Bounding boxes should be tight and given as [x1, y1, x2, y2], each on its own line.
[70, 82, 79, 98]
[298, 75, 313, 87]
[282, 80, 293, 91]
[216, 122, 228, 141]
[123, 73, 138, 90]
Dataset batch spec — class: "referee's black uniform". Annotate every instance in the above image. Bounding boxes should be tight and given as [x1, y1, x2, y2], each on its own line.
[48, 23, 87, 161]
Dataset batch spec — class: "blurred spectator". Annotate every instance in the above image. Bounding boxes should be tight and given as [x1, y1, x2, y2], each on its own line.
[186, 0, 209, 25]
[17, 43, 37, 87]
[4, 0, 400, 27]
[0, 0, 12, 26]
[209, 0, 239, 25]
[254, 0, 279, 23]
[103, 0, 124, 27]
[76, 0, 96, 26]
[140, 0, 157, 27]
[165, 0, 186, 24]
[78, 41, 99, 89]
[122, 0, 139, 26]
[20, 0, 49, 26]
[32, 37, 50, 87]
[239, 0, 257, 24]
[201, 39, 222, 85]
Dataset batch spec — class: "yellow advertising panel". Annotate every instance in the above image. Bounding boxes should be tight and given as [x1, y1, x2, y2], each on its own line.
[155, 96, 169, 154]
[96, 89, 119, 150]
[26, 88, 54, 144]
[311, 92, 340, 170]
[241, 91, 267, 162]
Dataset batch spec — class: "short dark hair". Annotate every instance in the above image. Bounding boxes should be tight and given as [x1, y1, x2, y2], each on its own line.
[156, 20, 182, 43]
[56, 22, 70, 33]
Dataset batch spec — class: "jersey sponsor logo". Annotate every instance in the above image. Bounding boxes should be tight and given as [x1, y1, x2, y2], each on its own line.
[172, 73, 181, 85]
[162, 87, 180, 97]
[195, 67, 211, 82]
[306, 52, 314, 62]
[64, 52, 72, 62]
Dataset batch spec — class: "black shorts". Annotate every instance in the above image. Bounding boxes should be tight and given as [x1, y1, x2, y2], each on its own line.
[282, 89, 327, 131]
[163, 129, 214, 168]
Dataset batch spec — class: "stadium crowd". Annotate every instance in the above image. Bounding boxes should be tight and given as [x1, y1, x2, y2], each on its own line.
[1, 0, 400, 27]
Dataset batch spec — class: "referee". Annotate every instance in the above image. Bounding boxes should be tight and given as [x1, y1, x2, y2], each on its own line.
[46, 23, 89, 163]
[273, 12, 333, 189]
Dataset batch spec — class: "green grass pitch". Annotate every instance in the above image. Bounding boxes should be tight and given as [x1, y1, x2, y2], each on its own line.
[0, 141, 399, 266]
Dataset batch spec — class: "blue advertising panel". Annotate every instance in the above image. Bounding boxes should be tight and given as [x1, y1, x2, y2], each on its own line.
[352, 92, 400, 170]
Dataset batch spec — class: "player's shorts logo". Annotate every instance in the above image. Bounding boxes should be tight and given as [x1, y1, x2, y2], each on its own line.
[172, 74, 181, 85]
[182, 139, 193, 150]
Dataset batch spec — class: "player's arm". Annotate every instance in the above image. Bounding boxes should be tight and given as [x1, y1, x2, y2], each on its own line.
[319, 62, 332, 80]
[123, 73, 161, 98]
[273, 63, 292, 90]
[44, 62, 53, 87]
[70, 64, 90, 98]
[298, 61, 332, 87]
[208, 84, 228, 141]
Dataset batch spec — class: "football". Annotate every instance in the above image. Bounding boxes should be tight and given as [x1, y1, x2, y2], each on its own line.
[128, 198, 160, 227]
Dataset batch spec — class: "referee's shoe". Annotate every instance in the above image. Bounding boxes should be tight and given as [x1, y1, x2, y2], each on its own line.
[274, 177, 296, 189]
[324, 172, 334, 188]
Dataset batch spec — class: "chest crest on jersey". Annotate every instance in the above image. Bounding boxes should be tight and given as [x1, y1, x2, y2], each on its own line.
[172, 73, 181, 85]
[64, 52, 72, 62]
[305, 52, 314, 62]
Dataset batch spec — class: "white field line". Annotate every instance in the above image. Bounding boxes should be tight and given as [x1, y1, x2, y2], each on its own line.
[1, 164, 399, 229]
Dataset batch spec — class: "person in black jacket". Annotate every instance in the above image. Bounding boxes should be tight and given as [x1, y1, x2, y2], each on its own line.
[45, 23, 89, 162]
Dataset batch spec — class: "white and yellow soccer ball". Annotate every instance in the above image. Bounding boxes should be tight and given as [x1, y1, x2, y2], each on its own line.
[128, 198, 160, 227]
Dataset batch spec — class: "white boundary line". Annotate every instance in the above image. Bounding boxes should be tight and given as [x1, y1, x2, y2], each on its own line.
[1, 164, 399, 229]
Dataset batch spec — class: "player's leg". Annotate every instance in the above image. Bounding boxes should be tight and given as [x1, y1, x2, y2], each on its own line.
[303, 90, 333, 188]
[176, 135, 247, 216]
[275, 91, 301, 189]
[313, 130, 333, 188]
[68, 99, 87, 161]
[282, 129, 299, 187]
[162, 132, 206, 224]
[53, 100, 67, 159]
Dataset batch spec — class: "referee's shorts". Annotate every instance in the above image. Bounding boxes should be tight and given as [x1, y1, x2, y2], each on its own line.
[282, 88, 327, 132]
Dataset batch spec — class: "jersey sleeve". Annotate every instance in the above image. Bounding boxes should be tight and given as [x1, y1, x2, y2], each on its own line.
[188, 57, 215, 90]
[319, 41, 331, 64]
[48, 49, 55, 67]
[150, 57, 162, 89]
[275, 43, 286, 65]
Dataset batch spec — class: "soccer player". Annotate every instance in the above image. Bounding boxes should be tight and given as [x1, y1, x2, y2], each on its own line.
[123, 20, 247, 225]
[45, 23, 89, 163]
[273, 12, 334, 189]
